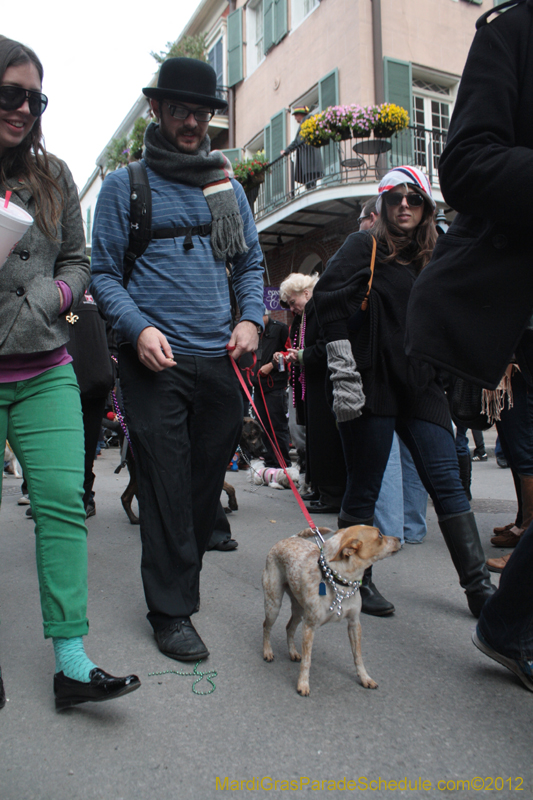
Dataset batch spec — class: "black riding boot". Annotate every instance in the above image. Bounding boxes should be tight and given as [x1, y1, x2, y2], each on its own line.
[0, 667, 5, 710]
[438, 511, 496, 618]
[337, 516, 395, 616]
[457, 454, 472, 501]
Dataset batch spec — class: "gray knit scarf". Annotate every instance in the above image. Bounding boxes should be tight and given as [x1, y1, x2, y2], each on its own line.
[143, 121, 248, 261]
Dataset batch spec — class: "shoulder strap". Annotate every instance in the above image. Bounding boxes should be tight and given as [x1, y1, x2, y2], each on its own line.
[476, 0, 526, 28]
[360, 235, 377, 312]
[123, 161, 152, 289]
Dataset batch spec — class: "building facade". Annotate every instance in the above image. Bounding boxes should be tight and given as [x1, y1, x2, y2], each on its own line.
[80, 0, 505, 312]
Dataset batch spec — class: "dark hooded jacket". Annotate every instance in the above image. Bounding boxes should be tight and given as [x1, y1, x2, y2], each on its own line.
[405, 0, 533, 389]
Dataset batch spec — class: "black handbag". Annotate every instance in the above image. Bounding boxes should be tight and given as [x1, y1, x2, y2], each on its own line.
[451, 378, 492, 431]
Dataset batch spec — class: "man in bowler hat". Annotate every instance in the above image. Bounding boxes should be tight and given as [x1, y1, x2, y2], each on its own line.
[90, 59, 264, 661]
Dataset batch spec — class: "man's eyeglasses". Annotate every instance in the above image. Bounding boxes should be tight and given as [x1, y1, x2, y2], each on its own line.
[0, 86, 48, 117]
[383, 192, 424, 208]
[164, 102, 214, 122]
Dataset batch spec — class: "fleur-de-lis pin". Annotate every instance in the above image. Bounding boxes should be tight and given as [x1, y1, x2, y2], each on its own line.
[66, 312, 79, 325]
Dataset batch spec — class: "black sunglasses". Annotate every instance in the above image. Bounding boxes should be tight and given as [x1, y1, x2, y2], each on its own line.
[164, 102, 214, 122]
[0, 85, 48, 117]
[383, 192, 424, 208]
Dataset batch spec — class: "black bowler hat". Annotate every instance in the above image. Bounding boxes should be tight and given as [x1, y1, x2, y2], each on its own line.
[142, 57, 227, 110]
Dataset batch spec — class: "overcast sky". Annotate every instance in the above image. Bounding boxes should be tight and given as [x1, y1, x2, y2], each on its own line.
[3, 0, 203, 190]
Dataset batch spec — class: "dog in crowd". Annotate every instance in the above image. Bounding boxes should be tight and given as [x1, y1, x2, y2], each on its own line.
[262, 525, 401, 696]
[4, 442, 22, 478]
[222, 416, 265, 511]
[249, 460, 300, 490]
[116, 416, 265, 524]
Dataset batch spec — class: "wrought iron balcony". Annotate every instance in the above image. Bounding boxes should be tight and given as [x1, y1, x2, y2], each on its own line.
[246, 126, 447, 220]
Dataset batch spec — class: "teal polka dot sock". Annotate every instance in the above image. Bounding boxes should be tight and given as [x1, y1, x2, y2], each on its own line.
[53, 637, 97, 683]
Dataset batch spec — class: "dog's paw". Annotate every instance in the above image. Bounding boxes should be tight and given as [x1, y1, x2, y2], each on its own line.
[361, 677, 378, 689]
[297, 682, 310, 696]
[263, 651, 275, 662]
[289, 650, 301, 662]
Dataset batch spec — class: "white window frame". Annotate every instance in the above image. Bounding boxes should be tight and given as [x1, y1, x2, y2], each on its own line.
[290, 0, 319, 32]
[411, 70, 458, 173]
[246, 0, 265, 77]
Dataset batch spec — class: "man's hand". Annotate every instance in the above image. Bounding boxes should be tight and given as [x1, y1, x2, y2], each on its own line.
[258, 361, 274, 376]
[227, 320, 260, 361]
[136, 327, 177, 372]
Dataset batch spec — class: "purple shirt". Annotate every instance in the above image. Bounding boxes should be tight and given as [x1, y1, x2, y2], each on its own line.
[0, 281, 73, 383]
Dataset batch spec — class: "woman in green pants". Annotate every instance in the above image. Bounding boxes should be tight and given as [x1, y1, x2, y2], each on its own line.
[0, 36, 139, 710]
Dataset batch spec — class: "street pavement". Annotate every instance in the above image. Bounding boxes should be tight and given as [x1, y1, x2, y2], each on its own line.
[0, 434, 531, 800]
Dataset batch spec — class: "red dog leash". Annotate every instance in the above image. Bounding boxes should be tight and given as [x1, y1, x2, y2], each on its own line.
[227, 348, 324, 543]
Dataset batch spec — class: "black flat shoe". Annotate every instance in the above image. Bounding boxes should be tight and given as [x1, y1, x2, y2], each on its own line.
[0, 668, 5, 710]
[301, 490, 320, 502]
[211, 538, 238, 551]
[306, 501, 340, 514]
[54, 668, 140, 710]
[155, 618, 209, 662]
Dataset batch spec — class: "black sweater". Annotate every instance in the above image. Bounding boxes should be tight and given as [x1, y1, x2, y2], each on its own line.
[314, 230, 451, 430]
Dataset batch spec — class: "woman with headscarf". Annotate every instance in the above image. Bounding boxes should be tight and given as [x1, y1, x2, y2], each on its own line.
[313, 166, 495, 618]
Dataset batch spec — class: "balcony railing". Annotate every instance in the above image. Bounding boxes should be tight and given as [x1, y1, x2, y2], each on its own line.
[246, 126, 447, 220]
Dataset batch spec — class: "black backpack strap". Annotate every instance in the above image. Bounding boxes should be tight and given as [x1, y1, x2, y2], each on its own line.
[124, 161, 152, 289]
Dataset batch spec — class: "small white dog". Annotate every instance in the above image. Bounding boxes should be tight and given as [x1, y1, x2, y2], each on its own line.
[4, 442, 22, 478]
[249, 459, 300, 490]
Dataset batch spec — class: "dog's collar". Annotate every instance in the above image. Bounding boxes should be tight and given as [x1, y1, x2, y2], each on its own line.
[317, 548, 361, 617]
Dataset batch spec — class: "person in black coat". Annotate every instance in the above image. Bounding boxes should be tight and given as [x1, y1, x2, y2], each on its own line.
[406, 0, 533, 389]
[281, 106, 324, 190]
[404, 0, 533, 689]
[313, 166, 495, 619]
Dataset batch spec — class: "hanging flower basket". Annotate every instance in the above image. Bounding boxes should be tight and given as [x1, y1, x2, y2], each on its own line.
[300, 103, 409, 146]
[233, 152, 270, 191]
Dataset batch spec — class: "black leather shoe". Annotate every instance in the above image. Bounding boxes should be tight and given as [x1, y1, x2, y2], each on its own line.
[155, 618, 209, 662]
[54, 668, 140, 710]
[301, 490, 320, 502]
[360, 567, 395, 616]
[0, 668, 5, 710]
[307, 501, 341, 514]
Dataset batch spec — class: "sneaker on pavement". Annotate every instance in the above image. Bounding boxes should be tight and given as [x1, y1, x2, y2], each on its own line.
[472, 628, 533, 692]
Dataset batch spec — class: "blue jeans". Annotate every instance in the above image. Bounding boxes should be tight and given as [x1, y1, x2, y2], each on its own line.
[338, 414, 470, 521]
[478, 521, 533, 660]
[496, 369, 533, 476]
[374, 434, 403, 540]
[374, 434, 428, 543]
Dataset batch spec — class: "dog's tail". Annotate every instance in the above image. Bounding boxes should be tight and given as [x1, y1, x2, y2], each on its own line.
[296, 526, 334, 539]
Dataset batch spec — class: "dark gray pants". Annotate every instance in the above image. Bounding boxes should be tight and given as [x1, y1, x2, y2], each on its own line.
[119, 345, 243, 630]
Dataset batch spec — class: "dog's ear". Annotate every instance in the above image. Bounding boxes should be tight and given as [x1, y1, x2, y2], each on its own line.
[332, 536, 363, 560]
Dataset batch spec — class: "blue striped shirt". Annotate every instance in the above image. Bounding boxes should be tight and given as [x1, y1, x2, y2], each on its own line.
[90, 163, 264, 357]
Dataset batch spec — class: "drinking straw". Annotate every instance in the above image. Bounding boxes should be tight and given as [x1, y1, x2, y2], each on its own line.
[3, 191, 11, 209]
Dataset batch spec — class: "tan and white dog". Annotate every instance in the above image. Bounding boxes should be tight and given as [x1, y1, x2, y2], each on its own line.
[4, 442, 22, 478]
[262, 525, 401, 696]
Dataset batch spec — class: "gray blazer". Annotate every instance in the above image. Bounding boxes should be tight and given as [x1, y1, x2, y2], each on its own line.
[0, 158, 90, 355]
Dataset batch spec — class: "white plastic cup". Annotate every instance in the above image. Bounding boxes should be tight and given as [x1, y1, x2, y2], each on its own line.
[0, 200, 33, 268]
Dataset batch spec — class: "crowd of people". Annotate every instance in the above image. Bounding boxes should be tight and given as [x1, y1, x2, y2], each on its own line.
[1, 0, 532, 713]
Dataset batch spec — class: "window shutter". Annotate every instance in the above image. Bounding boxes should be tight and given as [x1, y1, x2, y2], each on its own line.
[318, 69, 339, 175]
[222, 148, 241, 165]
[264, 0, 274, 53]
[264, 123, 272, 204]
[227, 8, 243, 86]
[274, 0, 288, 44]
[318, 68, 339, 110]
[266, 112, 286, 204]
[384, 57, 413, 167]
